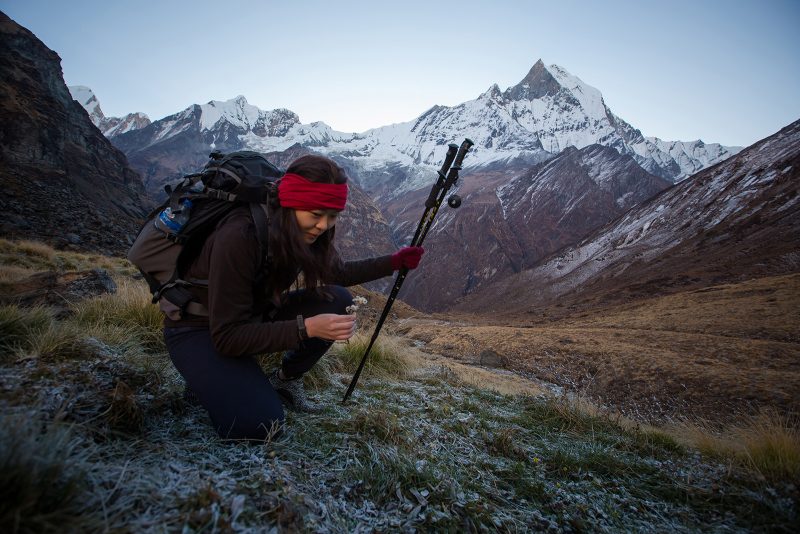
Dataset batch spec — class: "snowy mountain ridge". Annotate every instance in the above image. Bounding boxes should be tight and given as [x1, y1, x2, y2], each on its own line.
[68, 85, 150, 137]
[82, 60, 741, 197]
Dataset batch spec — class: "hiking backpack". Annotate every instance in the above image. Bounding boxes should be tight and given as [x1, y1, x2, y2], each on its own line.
[127, 151, 284, 320]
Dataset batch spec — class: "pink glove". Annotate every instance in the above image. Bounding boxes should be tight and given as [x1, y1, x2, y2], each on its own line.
[391, 246, 425, 270]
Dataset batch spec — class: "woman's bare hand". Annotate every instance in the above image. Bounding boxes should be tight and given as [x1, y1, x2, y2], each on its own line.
[304, 313, 356, 341]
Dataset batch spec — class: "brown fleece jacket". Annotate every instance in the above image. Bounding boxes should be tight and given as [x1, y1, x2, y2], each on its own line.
[164, 207, 394, 357]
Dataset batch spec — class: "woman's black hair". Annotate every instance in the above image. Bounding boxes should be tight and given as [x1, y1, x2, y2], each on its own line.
[268, 154, 347, 301]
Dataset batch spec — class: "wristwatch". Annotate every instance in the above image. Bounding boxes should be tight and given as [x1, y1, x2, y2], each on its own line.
[296, 314, 309, 341]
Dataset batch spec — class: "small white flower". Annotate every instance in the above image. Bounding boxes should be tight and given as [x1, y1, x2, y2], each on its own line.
[346, 296, 368, 314]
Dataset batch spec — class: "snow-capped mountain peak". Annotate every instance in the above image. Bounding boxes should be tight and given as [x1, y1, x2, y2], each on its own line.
[111, 59, 741, 198]
[504, 59, 562, 100]
[486, 60, 612, 154]
[200, 95, 270, 131]
[500, 60, 606, 123]
[69, 85, 150, 137]
[68, 85, 105, 124]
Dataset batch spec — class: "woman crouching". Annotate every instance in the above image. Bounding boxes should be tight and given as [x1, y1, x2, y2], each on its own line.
[163, 154, 423, 440]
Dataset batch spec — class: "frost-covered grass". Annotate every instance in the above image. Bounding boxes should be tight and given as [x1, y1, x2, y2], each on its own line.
[0, 416, 105, 533]
[0, 244, 796, 532]
[0, 337, 796, 532]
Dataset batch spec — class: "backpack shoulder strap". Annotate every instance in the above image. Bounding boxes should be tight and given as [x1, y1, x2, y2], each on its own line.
[249, 203, 272, 271]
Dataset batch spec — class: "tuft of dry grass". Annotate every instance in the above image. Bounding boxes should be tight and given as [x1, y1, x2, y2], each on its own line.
[255, 351, 338, 392]
[256, 334, 414, 392]
[0, 300, 152, 364]
[0, 239, 60, 272]
[0, 238, 135, 276]
[14, 240, 56, 263]
[21, 321, 90, 362]
[106, 380, 145, 434]
[0, 305, 53, 361]
[70, 278, 164, 352]
[671, 408, 800, 482]
[329, 333, 412, 380]
[738, 410, 800, 481]
[485, 427, 529, 461]
[0, 264, 39, 286]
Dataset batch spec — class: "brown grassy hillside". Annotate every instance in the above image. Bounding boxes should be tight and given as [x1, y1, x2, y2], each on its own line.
[402, 273, 800, 424]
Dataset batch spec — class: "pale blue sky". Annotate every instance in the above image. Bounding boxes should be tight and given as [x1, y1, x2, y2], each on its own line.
[2, 0, 798, 147]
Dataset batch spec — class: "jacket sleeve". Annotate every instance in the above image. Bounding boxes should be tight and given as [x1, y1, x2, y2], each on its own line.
[207, 217, 301, 357]
[324, 248, 395, 287]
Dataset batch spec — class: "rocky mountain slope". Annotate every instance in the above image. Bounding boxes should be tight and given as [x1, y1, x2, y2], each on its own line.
[386, 145, 672, 310]
[0, 12, 149, 255]
[454, 119, 800, 315]
[68, 85, 150, 137]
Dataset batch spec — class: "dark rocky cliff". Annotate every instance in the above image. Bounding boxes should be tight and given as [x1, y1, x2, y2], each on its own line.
[0, 11, 150, 255]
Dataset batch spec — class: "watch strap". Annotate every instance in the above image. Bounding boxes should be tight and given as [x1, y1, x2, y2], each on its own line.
[296, 314, 309, 341]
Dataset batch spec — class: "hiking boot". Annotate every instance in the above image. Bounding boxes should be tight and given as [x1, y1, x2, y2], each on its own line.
[268, 370, 321, 413]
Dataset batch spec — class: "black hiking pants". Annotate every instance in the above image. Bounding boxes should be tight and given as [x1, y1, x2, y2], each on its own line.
[164, 285, 353, 441]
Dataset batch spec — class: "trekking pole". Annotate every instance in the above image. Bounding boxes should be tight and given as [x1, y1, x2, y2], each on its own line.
[342, 138, 474, 403]
[413, 140, 473, 246]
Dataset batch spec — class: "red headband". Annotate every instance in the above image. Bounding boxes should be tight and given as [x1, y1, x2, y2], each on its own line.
[277, 173, 348, 211]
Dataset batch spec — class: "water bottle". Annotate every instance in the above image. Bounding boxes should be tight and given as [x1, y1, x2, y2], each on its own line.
[155, 198, 192, 236]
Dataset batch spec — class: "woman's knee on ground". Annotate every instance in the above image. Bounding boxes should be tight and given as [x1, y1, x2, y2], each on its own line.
[215, 406, 285, 441]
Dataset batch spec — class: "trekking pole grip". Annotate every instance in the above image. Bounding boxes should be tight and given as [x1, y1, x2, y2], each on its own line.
[440, 143, 459, 174]
[451, 138, 474, 171]
[425, 144, 459, 209]
[456, 138, 474, 162]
